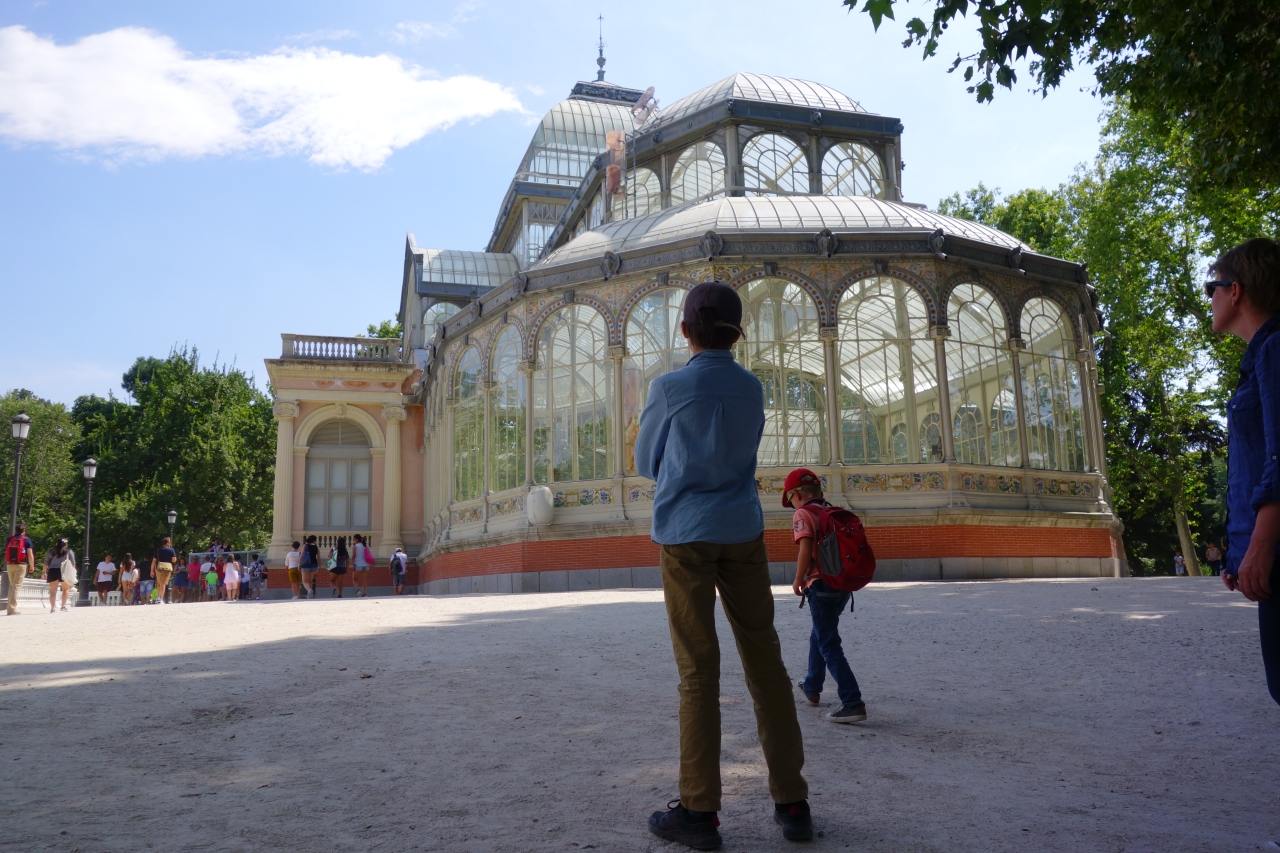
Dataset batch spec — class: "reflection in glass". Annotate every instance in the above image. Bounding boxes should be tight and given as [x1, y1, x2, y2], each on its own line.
[821, 142, 886, 198]
[1021, 298, 1086, 472]
[534, 306, 613, 483]
[836, 277, 939, 464]
[670, 141, 726, 205]
[738, 279, 826, 466]
[304, 421, 371, 530]
[623, 288, 690, 474]
[453, 347, 484, 501]
[742, 133, 809, 195]
[490, 326, 526, 492]
[945, 283, 1020, 466]
[622, 167, 663, 219]
[422, 302, 460, 343]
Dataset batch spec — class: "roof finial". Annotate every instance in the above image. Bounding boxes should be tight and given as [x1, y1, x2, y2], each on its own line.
[596, 15, 606, 81]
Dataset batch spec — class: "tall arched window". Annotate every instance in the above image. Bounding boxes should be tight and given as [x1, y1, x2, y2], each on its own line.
[738, 278, 827, 467]
[305, 421, 372, 531]
[423, 302, 459, 342]
[837, 277, 940, 464]
[741, 133, 809, 196]
[670, 141, 725, 205]
[946, 283, 1020, 466]
[490, 326, 525, 492]
[534, 305, 613, 483]
[623, 166, 663, 218]
[821, 142, 886, 198]
[452, 347, 484, 501]
[1021, 298, 1086, 472]
[623, 287, 690, 474]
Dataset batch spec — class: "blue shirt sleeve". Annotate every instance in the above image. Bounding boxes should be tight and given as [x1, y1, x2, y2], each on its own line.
[634, 378, 670, 482]
[1251, 333, 1280, 511]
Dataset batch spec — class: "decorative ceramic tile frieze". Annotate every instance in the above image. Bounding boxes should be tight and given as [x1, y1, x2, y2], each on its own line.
[627, 483, 656, 503]
[845, 471, 945, 492]
[757, 474, 828, 495]
[450, 504, 482, 525]
[489, 494, 526, 517]
[553, 487, 613, 508]
[1032, 477, 1095, 498]
[959, 471, 1024, 493]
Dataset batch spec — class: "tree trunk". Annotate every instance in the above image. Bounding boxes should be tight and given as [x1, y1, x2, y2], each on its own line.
[1175, 506, 1203, 576]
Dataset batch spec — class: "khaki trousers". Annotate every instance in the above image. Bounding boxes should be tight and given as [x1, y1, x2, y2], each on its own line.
[660, 535, 807, 812]
[6, 564, 25, 615]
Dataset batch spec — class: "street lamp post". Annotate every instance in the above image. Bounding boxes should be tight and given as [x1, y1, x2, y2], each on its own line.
[167, 509, 177, 543]
[81, 458, 97, 604]
[8, 412, 30, 537]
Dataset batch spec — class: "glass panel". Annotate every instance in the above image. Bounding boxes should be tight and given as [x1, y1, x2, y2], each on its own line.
[306, 495, 326, 528]
[821, 141, 886, 198]
[670, 141, 726, 205]
[534, 305, 613, 483]
[453, 395, 485, 501]
[738, 278, 827, 467]
[520, 99, 636, 186]
[307, 458, 326, 489]
[742, 133, 809, 196]
[329, 494, 348, 528]
[836, 277, 939, 463]
[945, 283, 1019, 467]
[454, 347, 482, 400]
[623, 288, 689, 474]
[422, 302, 459, 340]
[329, 460, 348, 490]
[621, 166, 663, 219]
[351, 459, 370, 490]
[490, 326, 527, 492]
[351, 494, 370, 528]
[1021, 298, 1086, 472]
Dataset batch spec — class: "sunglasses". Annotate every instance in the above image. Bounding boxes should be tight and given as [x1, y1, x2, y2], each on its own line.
[1204, 279, 1234, 298]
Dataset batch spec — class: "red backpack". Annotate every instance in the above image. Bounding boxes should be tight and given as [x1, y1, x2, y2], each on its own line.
[5, 535, 28, 565]
[798, 503, 876, 592]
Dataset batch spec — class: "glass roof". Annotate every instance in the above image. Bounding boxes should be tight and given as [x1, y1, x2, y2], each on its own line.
[517, 98, 637, 186]
[419, 249, 519, 287]
[643, 73, 864, 130]
[536, 196, 1030, 268]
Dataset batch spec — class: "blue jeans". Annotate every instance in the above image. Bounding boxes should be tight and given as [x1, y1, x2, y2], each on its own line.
[138, 580, 154, 602]
[801, 580, 863, 708]
[1260, 563, 1280, 706]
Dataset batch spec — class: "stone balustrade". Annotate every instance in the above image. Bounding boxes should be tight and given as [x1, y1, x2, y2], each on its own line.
[280, 334, 402, 362]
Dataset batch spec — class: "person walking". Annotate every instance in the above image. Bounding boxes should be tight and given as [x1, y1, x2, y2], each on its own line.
[390, 547, 408, 595]
[152, 537, 178, 605]
[186, 554, 202, 602]
[329, 537, 348, 598]
[247, 553, 265, 601]
[119, 554, 137, 605]
[351, 534, 372, 597]
[136, 549, 155, 604]
[300, 535, 320, 599]
[1205, 541, 1224, 576]
[5, 523, 36, 615]
[95, 552, 117, 604]
[634, 282, 811, 847]
[199, 553, 216, 602]
[1174, 550, 1187, 576]
[223, 555, 241, 602]
[285, 541, 303, 599]
[1210, 237, 1280, 707]
[170, 553, 190, 603]
[44, 538, 76, 613]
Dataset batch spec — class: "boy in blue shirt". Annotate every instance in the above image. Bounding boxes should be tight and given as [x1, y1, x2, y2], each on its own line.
[635, 282, 811, 848]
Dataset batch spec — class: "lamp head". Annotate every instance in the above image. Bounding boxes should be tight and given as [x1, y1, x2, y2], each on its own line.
[167, 509, 177, 526]
[82, 457, 98, 481]
[11, 411, 30, 441]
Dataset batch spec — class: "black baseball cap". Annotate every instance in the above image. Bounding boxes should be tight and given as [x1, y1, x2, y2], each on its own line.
[684, 282, 744, 336]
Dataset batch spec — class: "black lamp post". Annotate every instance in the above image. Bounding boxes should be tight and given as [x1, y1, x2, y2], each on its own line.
[167, 509, 177, 543]
[8, 412, 30, 538]
[81, 458, 97, 604]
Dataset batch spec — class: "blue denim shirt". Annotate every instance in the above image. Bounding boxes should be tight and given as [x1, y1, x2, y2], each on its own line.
[1225, 313, 1280, 574]
[634, 349, 766, 545]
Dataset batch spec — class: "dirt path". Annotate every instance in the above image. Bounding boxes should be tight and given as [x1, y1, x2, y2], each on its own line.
[1, 578, 1276, 852]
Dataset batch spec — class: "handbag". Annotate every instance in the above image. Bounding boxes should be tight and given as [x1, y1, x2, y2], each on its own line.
[60, 555, 77, 586]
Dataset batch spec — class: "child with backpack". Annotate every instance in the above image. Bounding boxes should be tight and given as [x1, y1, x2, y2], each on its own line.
[783, 468, 873, 724]
[389, 547, 408, 595]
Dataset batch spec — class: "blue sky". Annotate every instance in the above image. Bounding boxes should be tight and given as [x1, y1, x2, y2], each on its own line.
[0, 0, 1104, 406]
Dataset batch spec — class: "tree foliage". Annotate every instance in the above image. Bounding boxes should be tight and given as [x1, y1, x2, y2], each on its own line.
[0, 390, 81, 553]
[849, 0, 1280, 186]
[362, 319, 403, 339]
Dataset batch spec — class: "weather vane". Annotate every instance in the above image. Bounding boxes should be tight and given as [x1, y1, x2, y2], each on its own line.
[596, 15, 606, 81]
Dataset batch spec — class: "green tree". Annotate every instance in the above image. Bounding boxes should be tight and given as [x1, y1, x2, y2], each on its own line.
[72, 349, 275, 561]
[361, 319, 403, 339]
[849, 0, 1280, 186]
[0, 390, 82, 559]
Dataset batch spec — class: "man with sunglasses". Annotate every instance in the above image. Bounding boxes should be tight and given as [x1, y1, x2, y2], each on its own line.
[1208, 237, 1280, 707]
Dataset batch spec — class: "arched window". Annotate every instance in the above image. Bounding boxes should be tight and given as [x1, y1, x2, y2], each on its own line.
[738, 278, 827, 467]
[623, 287, 690, 474]
[670, 141, 725, 205]
[452, 347, 484, 501]
[588, 188, 605, 229]
[741, 133, 809, 196]
[837, 277, 939, 464]
[305, 421, 372, 531]
[1021, 298, 1086, 472]
[945, 283, 1019, 466]
[490, 326, 525, 492]
[422, 302, 459, 342]
[821, 142, 886, 198]
[623, 166, 663, 219]
[533, 305, 613, 483]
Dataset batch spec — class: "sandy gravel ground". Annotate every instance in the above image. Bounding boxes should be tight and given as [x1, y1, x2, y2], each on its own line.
[0, 577, 1276, 852]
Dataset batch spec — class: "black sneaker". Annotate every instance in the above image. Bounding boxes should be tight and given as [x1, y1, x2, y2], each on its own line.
[648, 800, 722, 850]
[825, 702, 867, 724]
[797, 681, 819, 706]
[774, 800, 814, 841]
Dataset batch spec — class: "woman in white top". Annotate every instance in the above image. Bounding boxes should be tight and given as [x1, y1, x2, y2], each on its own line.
[351, 534, 372, 598]
[223, 558, 241, 601]
[119, 554, 137, 605]
[95, 553, 117, 604]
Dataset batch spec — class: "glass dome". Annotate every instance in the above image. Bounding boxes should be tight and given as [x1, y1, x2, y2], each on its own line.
[516, 98, 637, 187]
[643, 73, 865, 130]
[420, 249, 519, 288]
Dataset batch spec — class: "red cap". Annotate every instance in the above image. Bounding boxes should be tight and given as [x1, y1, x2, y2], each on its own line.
[782, 468, 823, 507]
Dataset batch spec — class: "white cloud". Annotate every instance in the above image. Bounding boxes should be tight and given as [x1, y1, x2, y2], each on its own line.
[0, 25, 523, 170]
[388, 21, 457, 43]
[286, 29, 359, 43]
